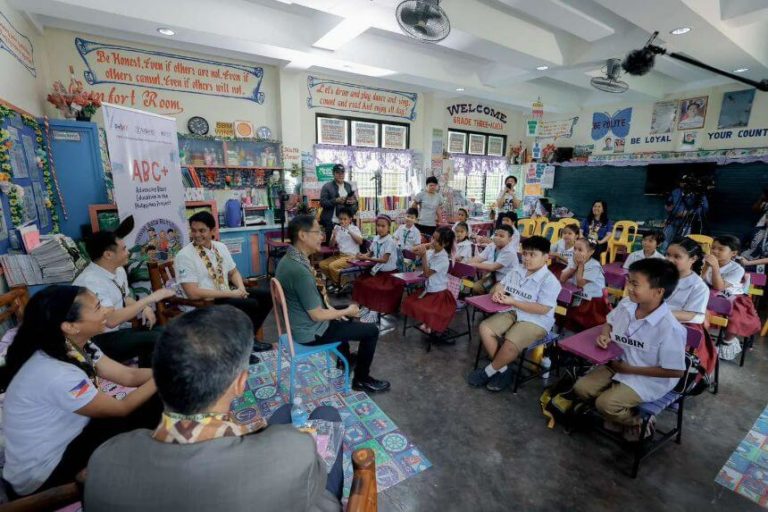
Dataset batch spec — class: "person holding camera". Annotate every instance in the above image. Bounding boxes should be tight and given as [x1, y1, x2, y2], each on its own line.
[320, 164, 358, 243]
[740, 188, 768, 265]
[662, 175, 709, 250]
[497, 175, 521, 215]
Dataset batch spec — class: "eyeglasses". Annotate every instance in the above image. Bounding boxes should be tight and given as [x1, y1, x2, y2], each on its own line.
[305, 229, 324, 235]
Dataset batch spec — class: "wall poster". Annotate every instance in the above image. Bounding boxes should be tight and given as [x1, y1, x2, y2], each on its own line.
[447, 131, 466, 154]
[317, 117, 348, 145]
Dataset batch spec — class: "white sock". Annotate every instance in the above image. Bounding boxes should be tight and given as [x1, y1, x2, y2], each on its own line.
[485, 364, 507, 377]
[723, 337, 739, 345]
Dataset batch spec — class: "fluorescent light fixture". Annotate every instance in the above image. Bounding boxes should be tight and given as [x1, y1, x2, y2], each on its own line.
[733, 67, 750, 73]
[536, 65, 549, 71]
[157, 27, 175, 36]
[670, 27, 691, 35]
[456, 87, 465, 92]
[313, 18, 370, 51]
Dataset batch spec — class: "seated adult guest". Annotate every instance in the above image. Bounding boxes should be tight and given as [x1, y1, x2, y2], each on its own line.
[276, 215, 390, 392]
[85, 306, 343, 512]
[73, 230, 175, 366]
[1, 285, 159, 497]
[174, 211, 272, 354]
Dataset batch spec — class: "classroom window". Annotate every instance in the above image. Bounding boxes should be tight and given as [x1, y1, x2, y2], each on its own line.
[352, 168, 406, 197]
[466, 174, 485, 204]
[316, 114, 409, 149]
[485, 173, 504, 204]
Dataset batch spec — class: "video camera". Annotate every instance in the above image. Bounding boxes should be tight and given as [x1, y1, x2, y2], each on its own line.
[680, 173, 715, 196]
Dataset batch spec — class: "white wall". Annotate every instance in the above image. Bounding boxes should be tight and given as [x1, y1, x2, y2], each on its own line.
[0, 0, 47, 115]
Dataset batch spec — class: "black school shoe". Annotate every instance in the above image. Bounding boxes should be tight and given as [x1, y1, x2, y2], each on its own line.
[253, 341, 272, 352]
[352, 376, 391, 392]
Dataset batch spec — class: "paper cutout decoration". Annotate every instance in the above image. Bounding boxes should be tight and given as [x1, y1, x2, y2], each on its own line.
[591, 107, 632, 140]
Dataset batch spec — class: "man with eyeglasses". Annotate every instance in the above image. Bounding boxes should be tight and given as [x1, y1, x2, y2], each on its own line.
[275, 215, 390, 393]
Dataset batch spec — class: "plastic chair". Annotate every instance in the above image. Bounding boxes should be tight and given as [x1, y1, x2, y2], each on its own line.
[606, 221, 639, 264]
[559, 218, 580, 231]
[541, 221, 564, 244]
[532, 216, 548, 236]
[517, 218, 535, 237]
[687, 234, 714, 254]
[270, 278, 350, 402]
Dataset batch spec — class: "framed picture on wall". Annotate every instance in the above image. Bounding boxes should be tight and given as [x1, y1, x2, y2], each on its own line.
[677, 96, 708, 131]
[351, 120, 379, 147]
[447, 131, 467, 153]
[382, 124, 407, 149]
[468, 133, 486, 155]
[317, 117, 348, 145]
[487, 136, 504, 156]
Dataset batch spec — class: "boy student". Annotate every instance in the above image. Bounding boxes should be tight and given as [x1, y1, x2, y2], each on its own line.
[623, 230, 665, 269]
[318, 207, 363, 292]
[467, 236, 561, 392]
[467, 225, 519, 295]
[573, 258, 686, 440]
[393, 208, 422, 252]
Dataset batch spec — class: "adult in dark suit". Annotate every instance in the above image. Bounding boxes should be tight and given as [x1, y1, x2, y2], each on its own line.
[319, 164, 358, 242]
[85, 306, 343, 512]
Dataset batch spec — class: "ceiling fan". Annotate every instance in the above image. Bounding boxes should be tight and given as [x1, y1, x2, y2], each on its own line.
[590, 58, 629, 93]
[396, 0, 451, 43]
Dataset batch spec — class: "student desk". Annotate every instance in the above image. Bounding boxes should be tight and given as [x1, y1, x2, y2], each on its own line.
[560, 324, 624, 364]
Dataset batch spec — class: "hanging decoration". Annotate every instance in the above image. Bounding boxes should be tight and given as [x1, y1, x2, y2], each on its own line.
[532, 97, 544, 119]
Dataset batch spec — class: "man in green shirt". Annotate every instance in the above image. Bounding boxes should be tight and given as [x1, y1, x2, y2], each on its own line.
[275, 216, 390, 393]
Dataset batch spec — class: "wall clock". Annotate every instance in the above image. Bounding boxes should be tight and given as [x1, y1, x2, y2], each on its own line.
[187, 116, 209, 135]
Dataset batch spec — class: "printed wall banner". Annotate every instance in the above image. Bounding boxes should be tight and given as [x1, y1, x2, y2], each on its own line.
[0, 10, 35, 76]
[447, 131, 466, 153]
[591, 108, 632, 140]
[307, 76, 417, 121]
[382, 124, 407, 150]
[468, 133, 486, 155]
[351, 120, 378, 147]
[316, 163, 335, 182]
[677, 96, 708, 131]
[718, 89, 755, 129]
[649, 100, 678, 134]
[103, 104, 188, 264]
[447, 103, 508, 132]
[76, 38, 265, 104]
[317, 117, 348, 145]
[487, 136, 504, 157]
[537, 117, 579, 139]
[215, 121, 234, 137]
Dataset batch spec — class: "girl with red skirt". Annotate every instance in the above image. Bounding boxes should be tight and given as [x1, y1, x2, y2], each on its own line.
[352, 216, 405, 315]
[402, 226, 457, 333]
[560, 237, 610, 331]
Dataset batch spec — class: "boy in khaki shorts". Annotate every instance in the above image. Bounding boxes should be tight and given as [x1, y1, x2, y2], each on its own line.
[468, 236, 561, 392]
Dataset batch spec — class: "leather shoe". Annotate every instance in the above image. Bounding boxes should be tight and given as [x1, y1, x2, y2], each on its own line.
[352, 376, 391, 393]
[252, 341, 272, 352]
[249, 353, 260, 365]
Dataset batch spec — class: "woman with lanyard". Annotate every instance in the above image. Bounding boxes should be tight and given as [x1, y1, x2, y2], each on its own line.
[496, 175, 521, 217]
[411, 176, 444, 237]
[1, 285, 160, 498]
[580, 200, 613, 257]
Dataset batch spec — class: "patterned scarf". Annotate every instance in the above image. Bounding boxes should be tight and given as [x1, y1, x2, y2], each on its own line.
[196, 243, 227, 291]
[286, 244, 313, 272]
[65, 338, 101, 386]
[153, 411, 267, 444]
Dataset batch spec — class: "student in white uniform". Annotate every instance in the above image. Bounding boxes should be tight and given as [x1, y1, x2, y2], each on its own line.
[393, 208, 422, 252]
[467, 225, 519, 295]
[561, 237, 610, 330]
[318, 207, 363, 290]
[665, 238, 709, 325]
[468, 236, 561, 392]
[453, 207, 469, 231]
[703, 235, 761, 359]
[73, 230, 174, 366]
[623, 230, 665, 269]
[574, 258, 686, 440]
[352, 215, 405, 315]
[453, 222, 474, 263]
[1, 286, 159, 497]
[549, 223, 578, 278]
[402, 227, 457, 334]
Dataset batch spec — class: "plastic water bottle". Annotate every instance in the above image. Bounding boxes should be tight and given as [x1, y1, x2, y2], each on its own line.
[291, 397, 309, 428]
[541, 357, 551, 380]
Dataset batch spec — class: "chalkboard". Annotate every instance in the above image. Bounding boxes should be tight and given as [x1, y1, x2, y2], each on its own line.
[546, 163, 768, 239]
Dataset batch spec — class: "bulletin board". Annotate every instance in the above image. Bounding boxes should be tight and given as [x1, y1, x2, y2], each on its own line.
[0, 100, 59, 255]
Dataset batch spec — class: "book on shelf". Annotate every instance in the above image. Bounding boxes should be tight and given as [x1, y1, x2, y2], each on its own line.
[0, 235, 87, 287]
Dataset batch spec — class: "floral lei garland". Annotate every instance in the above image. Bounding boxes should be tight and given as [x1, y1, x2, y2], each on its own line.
[0, 104, 60, 231]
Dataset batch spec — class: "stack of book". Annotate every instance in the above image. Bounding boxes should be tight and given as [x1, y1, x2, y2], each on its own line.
[0, 235, 88, 287]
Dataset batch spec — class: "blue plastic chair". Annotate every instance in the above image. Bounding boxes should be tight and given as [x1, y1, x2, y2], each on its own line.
[270, 278, 350, 403]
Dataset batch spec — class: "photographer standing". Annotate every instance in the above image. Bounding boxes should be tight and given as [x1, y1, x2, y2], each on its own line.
[662, 175, 709, 250]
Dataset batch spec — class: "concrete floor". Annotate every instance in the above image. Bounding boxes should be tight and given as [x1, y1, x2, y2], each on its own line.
[264, 309, 768, 512]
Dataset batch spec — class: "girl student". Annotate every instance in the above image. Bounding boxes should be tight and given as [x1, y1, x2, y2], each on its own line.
[549, 223, 578, 279]
[352, 215, 405, 316]
[453, 222, 474, 263]
[664, 238, 716, 380]
[560, 237, 610, 331]
[402, 226, 457, 334]
[702, 235, 761, 360]
[454, 208, 469, 231]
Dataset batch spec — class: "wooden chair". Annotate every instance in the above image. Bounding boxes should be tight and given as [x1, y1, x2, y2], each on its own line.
[0, 286, 29, 327]
[147, 261, 213, 325]
[0, 450, 378, 512]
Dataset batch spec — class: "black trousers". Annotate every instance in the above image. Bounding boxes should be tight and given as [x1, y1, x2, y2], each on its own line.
[305, 320, 379, 380]
[215, 287, 273, 335]
[93, 327, 163, 367]
[29, 395, 163, 497]
[268, 404, 344, 500]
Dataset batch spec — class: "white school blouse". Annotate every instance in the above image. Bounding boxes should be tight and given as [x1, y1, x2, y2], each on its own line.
[566, 258, 605, 299]
[370, 235, 398, 272]
[623, 250, 665, 269]
[425, 249, 450, 293]
[665, 273, 709, 325]
[703, 260, 746, 297]
[499, 265, 561, 332]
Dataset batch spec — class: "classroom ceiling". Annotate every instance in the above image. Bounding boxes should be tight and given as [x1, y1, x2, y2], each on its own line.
[14, 0, 768, 112]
